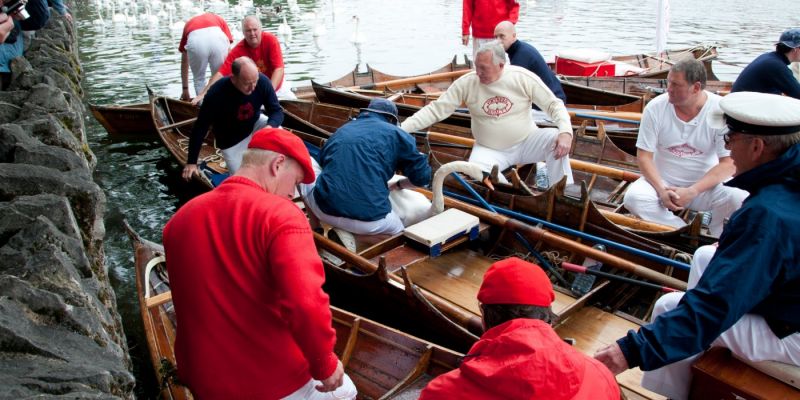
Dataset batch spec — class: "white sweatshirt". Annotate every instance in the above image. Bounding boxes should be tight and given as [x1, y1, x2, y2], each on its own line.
[401, 65, 571, 150]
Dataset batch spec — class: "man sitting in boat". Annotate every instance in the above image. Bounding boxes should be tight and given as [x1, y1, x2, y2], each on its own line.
[178, 12, 233, 101]
[182, 56, 283, 180]
[303, 98, 431, 236]
[419, 257, 620, 400]
[622, 58, 747, 237]
[493, 20, 567, 112]
[732, 28, 800, 99]
[400, 41, 574, 188]
[164, 127, 357, 399]
[595, 92, 800, 400]
[193, 15, 294, 103]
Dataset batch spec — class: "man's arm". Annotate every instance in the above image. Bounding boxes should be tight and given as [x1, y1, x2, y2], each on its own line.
[775, 62, 800, 99]
[182, 96, 215, 181]
[396, 128, 432, 187]
[0, 13, 13, 43]
[180, 52, 191, 101]
[270, 67, 284, 91]
[523, 72, 573, 158]
[668, 157, 736, 208]
[507, 0, 520, 23]
[400, 78, 466, 133]
[637, 149, 682, 210]
[260, 76, 284, 127]
[191, 72, 223, 106]
[461, 0, 472, 45]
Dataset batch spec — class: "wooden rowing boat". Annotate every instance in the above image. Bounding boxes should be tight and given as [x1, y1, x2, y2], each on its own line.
[125, 221, 464, 399]
[91, 101, 198, 137]
[561, 75, 732, 103]
[280, 99, 713, 254]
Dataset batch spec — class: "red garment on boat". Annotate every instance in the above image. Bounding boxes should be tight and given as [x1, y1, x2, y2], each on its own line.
[163, 176, 338, 399]
[178, 13, 233, 53]
[218, 32, 285, 90]
[462, 0, 520, 39]
[419, 319, 620, 400]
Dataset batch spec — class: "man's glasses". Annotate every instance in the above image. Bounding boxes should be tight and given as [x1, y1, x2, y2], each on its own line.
[723, 132, 753, 145]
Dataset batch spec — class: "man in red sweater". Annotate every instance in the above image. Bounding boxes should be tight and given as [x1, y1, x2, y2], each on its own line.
[419, 257, 620, 400]
[193, 15, 294, 104]
[462, 0, 519, 60]
[163, 127, 357, 399]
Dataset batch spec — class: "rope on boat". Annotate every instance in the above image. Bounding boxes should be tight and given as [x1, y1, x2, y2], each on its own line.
[177, 137, 226, 166]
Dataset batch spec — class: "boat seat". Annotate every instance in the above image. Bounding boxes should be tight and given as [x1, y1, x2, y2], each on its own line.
[404, 208, 479, 257]
[690, 347, 800, 399]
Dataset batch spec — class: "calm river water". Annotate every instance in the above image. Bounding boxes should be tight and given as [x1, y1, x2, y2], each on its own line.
[71, 0, 799, 396]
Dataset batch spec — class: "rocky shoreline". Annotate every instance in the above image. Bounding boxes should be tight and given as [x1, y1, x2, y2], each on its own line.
[0, 14, 134, 399]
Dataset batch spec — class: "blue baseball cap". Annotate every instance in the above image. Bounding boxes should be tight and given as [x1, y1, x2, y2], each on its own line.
[362, 98, 399, 125]
[777, 28, 800, 48]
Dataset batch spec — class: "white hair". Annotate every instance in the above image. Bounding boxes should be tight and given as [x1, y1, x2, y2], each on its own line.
[476, 40, 507, 65]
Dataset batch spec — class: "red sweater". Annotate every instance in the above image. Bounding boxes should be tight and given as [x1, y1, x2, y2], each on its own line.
[420, 319, 620, 400]
[178, 13, 233, 53]
[462, 0, 520, 39]
[163, 176, 338, 399]
[218, 32, 285, 90]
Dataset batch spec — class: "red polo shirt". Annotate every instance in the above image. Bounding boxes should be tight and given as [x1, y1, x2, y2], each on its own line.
[218, 32, 285, 90]
[163, 176, 338, 399]
[462, 0, 520, 39]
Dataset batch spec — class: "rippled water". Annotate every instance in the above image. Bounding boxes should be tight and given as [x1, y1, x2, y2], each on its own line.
[72, 0, 798, 396]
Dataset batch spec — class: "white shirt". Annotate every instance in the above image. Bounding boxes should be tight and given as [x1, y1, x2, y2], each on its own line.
[636, 92, 729, 188]
[401, 65, 571, 150]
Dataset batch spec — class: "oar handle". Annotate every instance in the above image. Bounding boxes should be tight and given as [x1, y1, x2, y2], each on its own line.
[562, 262, 679, 293]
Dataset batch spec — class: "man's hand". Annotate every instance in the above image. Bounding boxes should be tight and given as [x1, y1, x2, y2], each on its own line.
[180, 88, 191, 101]
[461, 35, 469, 46]
[0, 13, 14, 43]
[182, 164, 199, 181]
[315, 360, 345, 392]
[594, 343, 630, 375]
[666, 186, 698, 209]
[658, 188, 683, 211]
[553, 132, 572, 159]
[191, 93, 205, 106]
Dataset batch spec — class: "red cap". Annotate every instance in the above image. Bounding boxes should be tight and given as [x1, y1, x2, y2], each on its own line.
[478, 257, 554, 307]
[248, 127, 315, 184]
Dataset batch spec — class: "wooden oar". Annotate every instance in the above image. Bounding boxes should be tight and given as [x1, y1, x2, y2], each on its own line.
[568, 109, 642, 122]
[352, 70, 469, 91]
[157, 117, 197, 132]
[562, 262, 679, 293]
[598, 211, 676, 233]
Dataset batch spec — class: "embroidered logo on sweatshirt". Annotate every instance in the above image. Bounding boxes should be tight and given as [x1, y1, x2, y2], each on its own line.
[482, 96, 512, 117]
[666, 143, 703, 157]
[238, 103, 255, 121]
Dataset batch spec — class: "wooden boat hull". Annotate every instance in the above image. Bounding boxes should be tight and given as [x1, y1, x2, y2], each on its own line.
[90, 103, 157, 136]
[126, 222, 464, 400]
[562, 75, 732, 102]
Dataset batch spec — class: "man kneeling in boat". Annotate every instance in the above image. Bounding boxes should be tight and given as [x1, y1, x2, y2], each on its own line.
[164, 127, 357, 399]
[401, 40, 574, 188]
[622, 58, 748, 237]
[302, 98, 432, 236]
[182, 56, 283, 180]
[420, 257, 620, 400]
[595, 92, 800, 400]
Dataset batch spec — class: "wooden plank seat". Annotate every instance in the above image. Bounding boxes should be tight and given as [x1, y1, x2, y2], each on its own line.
[690, 347, 800, 399]
[404, 208, 480, 256]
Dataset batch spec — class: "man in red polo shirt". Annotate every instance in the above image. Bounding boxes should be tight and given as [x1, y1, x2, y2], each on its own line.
[419, 257, 620, 400]
[193, 15, 294, 104]
[178, 12, 233, 101]
[163, 127, 356, 399]
[462, 0, 519, 60]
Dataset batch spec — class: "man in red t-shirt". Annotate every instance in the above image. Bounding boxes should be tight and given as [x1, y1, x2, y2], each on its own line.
[419, 257, 620, 400]
[462, 0, 519, 60]
[164, 127, 357, 399]
[178, 12, 233, 101]
[193, 15, 294, 104]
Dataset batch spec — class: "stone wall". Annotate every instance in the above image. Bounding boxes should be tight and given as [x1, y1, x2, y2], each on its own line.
[0, 13, 134, 399]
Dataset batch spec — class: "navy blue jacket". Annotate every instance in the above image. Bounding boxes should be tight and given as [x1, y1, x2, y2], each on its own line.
[732, 51, 800, 99]
[507, 40, 567, 106]
[188, 74, 283, 164]
[618, 143, 800, 370]
[313, 112, 431, 221]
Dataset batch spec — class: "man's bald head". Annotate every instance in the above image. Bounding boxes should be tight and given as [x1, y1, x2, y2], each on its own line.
[494, 21, 517, 51]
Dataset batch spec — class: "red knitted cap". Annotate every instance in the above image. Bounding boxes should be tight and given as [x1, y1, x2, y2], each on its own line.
[478, 257, 554, 306]
[248, 127, 315, 184]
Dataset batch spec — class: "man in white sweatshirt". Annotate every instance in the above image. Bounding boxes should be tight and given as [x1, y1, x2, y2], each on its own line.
[401, 41, 573, 187]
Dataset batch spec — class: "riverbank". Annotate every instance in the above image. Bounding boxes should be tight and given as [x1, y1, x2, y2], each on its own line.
[0, 13, 134, 398]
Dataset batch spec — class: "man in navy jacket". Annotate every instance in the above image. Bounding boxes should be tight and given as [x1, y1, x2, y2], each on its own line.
[732, 28, 800, 99]
[594, 92, 800, 399]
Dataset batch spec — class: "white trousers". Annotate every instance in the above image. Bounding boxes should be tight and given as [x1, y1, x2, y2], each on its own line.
[622, 177, 748, 237]
[641, 245, 800, 400]
[281, 375, 357, 400]
[471, 37, 496, 62]
[468, 127, 574, 187]
[185, 27, 230, 97]
[276, 78, 297, 100]
[300, 159, 406, 236]
[218, 114, 270, 173]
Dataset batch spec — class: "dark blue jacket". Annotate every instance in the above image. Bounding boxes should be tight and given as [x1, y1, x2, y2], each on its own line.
[188, 74, 283, 164]
[313, 112, 431, 221]
[618, 143, 800, 370]
[507, 40, 567, 106]
[732, 51, 800, 99]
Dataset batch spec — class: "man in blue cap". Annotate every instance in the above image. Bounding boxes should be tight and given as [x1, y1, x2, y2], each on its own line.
[595, 92, 800, 399]
[732, 28, 800, 98]
[303, 98, 432, 236]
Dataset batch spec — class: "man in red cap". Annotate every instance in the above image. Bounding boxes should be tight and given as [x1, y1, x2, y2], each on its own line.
[419, 257, 619, 400]
[163, 127, 356, 399]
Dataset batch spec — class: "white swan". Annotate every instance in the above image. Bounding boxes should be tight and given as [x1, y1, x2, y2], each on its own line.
[349, 15, 365, 45]
[278, 15, 292, 43]
[312, 12, 326, 37]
